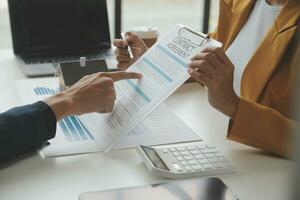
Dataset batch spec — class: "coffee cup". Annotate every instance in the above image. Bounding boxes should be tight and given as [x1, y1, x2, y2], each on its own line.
[130, 26, 159, 48]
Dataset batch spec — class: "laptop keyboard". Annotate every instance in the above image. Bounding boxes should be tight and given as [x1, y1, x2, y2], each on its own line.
[23, 51, 113, 65]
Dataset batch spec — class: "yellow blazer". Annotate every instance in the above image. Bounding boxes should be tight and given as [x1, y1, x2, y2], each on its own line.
[210, 0, 300, 156]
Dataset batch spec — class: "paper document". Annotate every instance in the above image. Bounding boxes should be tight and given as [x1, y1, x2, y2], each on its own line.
[15, 78, 201, 157]
[79, 24, 221, 151]
[15, 78, 100, 156]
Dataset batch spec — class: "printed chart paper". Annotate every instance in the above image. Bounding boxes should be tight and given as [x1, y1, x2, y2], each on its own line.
[79, 24, 221, 151]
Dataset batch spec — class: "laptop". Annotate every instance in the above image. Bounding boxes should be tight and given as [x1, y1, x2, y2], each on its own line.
[7, 0, 113, 77]
[79, 177, 239, 200]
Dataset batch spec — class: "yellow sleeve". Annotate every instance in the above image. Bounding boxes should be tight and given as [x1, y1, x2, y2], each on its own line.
[227, 98, 300, 157]
[208, 31, 217, 40]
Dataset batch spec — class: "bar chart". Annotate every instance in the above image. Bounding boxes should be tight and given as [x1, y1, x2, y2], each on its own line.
[34, 87, 94, 142]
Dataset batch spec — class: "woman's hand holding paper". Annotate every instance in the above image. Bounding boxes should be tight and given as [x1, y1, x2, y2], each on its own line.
[188, 47, 240, 119]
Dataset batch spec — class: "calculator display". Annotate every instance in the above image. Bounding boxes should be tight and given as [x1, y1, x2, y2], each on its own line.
[141, 146, 169, 170]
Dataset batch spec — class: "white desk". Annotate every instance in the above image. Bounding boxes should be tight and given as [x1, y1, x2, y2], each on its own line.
[0, 49, 294, 200]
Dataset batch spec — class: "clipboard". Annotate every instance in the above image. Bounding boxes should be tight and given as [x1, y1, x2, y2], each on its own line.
[177, 24, 209, 47]
[175, 24, 222, 50]
[176, 24, 216, 83]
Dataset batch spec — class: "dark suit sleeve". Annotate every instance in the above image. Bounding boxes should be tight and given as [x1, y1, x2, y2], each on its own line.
[0, 101, 57, 164]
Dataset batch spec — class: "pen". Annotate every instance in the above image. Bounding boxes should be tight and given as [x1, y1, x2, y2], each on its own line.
[121, 32, 134, 59]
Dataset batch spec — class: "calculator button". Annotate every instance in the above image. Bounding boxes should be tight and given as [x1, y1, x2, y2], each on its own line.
[190, 150, 201, 155]
[172, 163, 183, 172]
[214, 152, 224, 157]
[162, 149, 168, 153]
[191, 165, 202, 170]
[212, 162, 223, 168]
[183, 155, 194, 160]
[176, 147, 186, 151]
[208, 148, 220, 153]
[202, 163, 213, 169]
[186, 146, 197, 150]
[200, 149, 216, 154]
[169, 148, 176, 152]
[187, 160, 198, 165]
[196, 144, 206, 149]
[206, 144, 216, 149]
[204, 153, 215, 158]
[208, 158, 219, 163]
[173, 152, 180, 156]
[179, 151, 190, 156]
[184, 165, 192, 171]
[198, 159, 209, 164]
[194, 154, 205, 159]
[176, 156, 184, 161]
[200, 149, 210, 154]
[180, 161, 188, 166]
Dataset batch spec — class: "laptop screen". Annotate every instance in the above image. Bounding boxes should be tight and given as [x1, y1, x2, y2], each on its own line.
[8, 0, 111, 56]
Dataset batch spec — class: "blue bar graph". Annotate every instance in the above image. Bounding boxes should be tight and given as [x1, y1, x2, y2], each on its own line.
[34, 88, 40, 95]
[46, 88, 52, 94]
[33, 86, 94, 142]
[59, 120, 73, 141]
[33, 87, 57, 95]
[126, 80, 151, 103]
[143, 57, 173, 83]
[37, 87, 43, 95]
[156, 44, 188, 68]
[58, 117, 94, 141]
[64, 117, 81, 141]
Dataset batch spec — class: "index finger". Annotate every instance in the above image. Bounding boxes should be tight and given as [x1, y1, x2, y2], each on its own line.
[202, 47, 231, 65]
[113, 39, 127, 48]
[125, 32, 140, 44]
[101, 71, 143, 82]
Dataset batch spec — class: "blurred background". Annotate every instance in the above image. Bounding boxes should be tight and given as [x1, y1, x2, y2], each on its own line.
[0, 0, 219, 50]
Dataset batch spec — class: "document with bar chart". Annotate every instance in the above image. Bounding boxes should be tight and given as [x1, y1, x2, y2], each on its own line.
[79, 24, 222, 152]
[15, 78, 100, 157]
[15, 78, 201, 157]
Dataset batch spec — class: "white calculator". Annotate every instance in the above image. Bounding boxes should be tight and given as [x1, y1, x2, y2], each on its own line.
[136, 141, 235, 179]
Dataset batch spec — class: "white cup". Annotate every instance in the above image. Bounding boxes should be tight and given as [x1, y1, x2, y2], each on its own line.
[130, 26, 159, 47]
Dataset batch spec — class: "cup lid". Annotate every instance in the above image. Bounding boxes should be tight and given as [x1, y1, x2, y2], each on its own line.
[130, 26, 158, 39]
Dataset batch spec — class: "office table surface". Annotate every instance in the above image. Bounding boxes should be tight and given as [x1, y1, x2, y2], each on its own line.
[0, 49, 294, 200]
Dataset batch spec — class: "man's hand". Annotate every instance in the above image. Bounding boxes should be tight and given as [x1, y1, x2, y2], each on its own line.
[44, 71, 142, 121]
[114, 32, 148, 70]
[188, 47, 240, 119]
